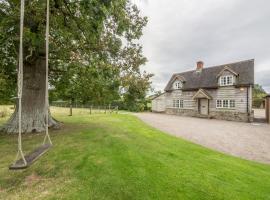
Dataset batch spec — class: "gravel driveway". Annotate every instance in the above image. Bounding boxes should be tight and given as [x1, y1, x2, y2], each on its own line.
[135, 113, 270, 164]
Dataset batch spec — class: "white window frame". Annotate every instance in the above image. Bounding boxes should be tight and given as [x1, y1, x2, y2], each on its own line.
[216, 100, 222, 108]
[216, 99, 236, 109]
[230, 100, 235, 108]
[219, 75, 234, 86]
[174, 81, 182, 89]
[173, 99, 184, 108]
[173, 99, 179, 108]
[179, 99, 184, 108]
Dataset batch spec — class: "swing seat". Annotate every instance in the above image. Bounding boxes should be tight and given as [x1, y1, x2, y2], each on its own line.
[9, 144, 52, 170]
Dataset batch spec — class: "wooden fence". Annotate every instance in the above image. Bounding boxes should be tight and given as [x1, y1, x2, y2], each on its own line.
[50, 102, 118, 116]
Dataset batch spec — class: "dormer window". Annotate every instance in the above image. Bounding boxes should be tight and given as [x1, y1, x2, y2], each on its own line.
[219, 75, 234, 86]
[174, 81, 182, 89]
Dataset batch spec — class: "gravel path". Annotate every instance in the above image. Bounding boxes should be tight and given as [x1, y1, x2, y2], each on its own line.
[135, 113, 270, 164]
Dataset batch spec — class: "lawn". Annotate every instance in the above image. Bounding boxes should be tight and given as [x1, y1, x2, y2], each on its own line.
[0, 107, 270, 200]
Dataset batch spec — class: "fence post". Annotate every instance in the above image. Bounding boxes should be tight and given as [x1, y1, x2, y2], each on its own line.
[69, 102, 73, 116]
[104, 105, 107, 114]
[108, 104, 111, 113]
[116, 106, 118, 114]
[90, 105, 92, 115]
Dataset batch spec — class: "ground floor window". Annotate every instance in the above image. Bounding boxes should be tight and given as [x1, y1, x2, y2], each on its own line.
[216, 99, 235, 108]
[216, 100, 222, 108]
[180, 100, 184, 108]
[173, 99, 184, 108]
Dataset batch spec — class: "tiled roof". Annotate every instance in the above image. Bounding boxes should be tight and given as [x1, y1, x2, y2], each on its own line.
[165, 59, 254, 91]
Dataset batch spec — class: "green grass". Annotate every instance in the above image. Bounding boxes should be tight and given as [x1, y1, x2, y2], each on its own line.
[0, 107, 270, 199]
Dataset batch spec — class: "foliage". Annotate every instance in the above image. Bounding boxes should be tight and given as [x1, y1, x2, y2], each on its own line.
[122, 71, 153, 111]
[0, 0, 152, 109]
[253, 84, 267, 108]
[1, 111, 270, 199]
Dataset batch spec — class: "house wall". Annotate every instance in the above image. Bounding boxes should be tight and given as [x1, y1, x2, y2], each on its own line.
[207, 86, 253, 122]
[156, 65, 254, 122]
[159, 86, 253, 122]
[151, 94, 166, 112]
[208, 86, 249, 113]
[165, 90, 197, 110]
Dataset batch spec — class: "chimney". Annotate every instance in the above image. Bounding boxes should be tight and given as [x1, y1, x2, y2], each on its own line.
[196, 61, 204, 71]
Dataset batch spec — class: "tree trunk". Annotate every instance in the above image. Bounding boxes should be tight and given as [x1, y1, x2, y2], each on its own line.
[1, 57, 59, 134]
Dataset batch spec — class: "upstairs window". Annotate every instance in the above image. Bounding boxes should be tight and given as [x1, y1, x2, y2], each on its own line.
[174, 81, 182, 89]
[219, 75, 233, 86]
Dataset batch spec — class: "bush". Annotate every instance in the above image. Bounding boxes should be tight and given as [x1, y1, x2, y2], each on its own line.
[111, 100, 127, 110]
[111, 99, 149, 112]
[126, 102, 145, 112]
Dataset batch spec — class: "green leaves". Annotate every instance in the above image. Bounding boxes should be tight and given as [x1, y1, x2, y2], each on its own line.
[0, 0, 152, 107]
[253, 84, 267, 108]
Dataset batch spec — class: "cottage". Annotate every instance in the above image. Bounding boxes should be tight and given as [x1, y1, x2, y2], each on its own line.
[152, 59, 254, 122]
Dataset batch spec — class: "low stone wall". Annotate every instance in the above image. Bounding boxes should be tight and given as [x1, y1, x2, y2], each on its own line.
[165, 108, 253, 122]
[166, 108, 206, 118]
[152, 110, 166, 114]
[209, 111, 254, 122]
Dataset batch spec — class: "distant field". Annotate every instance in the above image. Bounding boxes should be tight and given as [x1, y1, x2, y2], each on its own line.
[0, 105, 119, 119]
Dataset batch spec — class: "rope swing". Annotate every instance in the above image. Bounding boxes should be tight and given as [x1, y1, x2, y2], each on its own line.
[9, 0, 53, 170]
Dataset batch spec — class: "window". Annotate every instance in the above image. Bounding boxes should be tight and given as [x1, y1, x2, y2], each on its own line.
[174, 81, 182, 89]
[219, 75, 233, 86]
[227, 76, 233, 85]
[180, 100, 184, 108]
[216, 100, 236, 108]
[220, 77, 227, 86]
[173, 99, 184, 108]
[173, 99, 179, 108]
[216, 100, 222, 108]
[223, 100, 229, 108]
[230, 100, 235, 108]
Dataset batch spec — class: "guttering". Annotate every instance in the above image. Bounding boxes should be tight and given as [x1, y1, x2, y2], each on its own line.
[247, 86, 249, 114]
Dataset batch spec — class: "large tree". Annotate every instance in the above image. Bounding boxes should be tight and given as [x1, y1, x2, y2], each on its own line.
[0, 0, 148, 133]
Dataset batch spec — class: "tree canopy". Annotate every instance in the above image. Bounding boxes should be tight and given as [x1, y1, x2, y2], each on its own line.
[0, 0, 152, 109]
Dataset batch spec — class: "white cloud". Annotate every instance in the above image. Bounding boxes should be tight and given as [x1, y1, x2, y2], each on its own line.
[136, 0, 270, 93]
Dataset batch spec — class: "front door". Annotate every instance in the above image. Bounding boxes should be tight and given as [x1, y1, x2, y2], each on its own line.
[200, 99, 208, 115]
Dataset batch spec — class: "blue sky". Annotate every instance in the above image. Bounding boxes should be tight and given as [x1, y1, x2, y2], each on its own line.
[133, 0, 270, 93]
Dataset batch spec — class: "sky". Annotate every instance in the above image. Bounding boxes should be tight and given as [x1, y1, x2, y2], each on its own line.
[132, 0, 270, 93]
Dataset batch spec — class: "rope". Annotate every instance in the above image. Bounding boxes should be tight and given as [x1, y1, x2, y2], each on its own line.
[44, 0, 52, 145]
[16, 0, 27, 166]
[12, 0, 52, 169]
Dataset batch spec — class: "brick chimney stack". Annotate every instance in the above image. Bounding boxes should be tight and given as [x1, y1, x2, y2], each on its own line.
[196, 61, 204, 71]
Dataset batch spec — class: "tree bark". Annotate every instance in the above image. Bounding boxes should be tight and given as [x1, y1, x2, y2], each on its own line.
[1, 57, 59, 134]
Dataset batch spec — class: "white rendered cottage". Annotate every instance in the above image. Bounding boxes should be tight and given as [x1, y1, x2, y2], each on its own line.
[151, 60, 254, 122]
